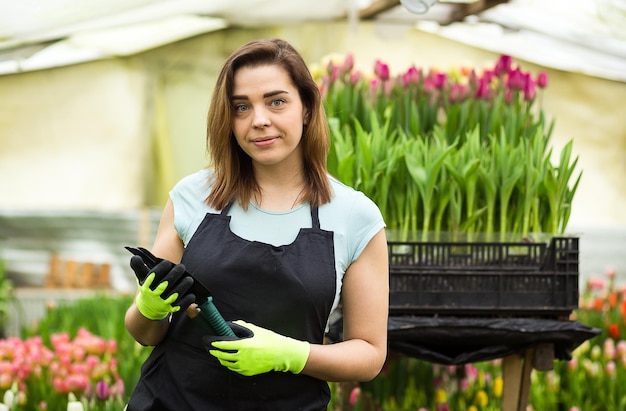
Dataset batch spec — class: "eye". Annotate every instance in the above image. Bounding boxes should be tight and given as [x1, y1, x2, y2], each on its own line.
[234, 104, 248, 113]
[270, 98, 285, 107]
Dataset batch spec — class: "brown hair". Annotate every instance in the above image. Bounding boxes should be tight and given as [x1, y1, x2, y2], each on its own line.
[205, 38, 332, 210]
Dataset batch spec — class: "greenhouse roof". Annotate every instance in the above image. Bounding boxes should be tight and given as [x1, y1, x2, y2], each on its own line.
[0, 0, 624, 81]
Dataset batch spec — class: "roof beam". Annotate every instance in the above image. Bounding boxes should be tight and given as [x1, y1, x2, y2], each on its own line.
[359, 0, 400, 20]
[358, 0, 509, 23]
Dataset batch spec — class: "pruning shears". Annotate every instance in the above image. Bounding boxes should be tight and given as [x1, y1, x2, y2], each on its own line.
[125, 246, 235, 337]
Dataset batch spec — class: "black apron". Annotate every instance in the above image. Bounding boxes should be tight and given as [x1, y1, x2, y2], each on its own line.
[127, 203, 337, 411]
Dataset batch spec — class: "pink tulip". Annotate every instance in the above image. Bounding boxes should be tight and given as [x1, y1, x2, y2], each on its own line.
[537, 71, 548, 88]
[374, 59, 390, 80]
[349, 386, 360, 406]
[341, 54, 354, 74]
[495, 55, 513, 75]
[369, 77, 381, 101]
[475, 77, 491, 100]
[423, 77, 436, 95]
[319, 75, 330, 98]
[112, 378, 125, 398]
[523, 73, 536, 100]
[350, 71, 362, 85]
[449, 83, 468, 103]
[507, 68, 525, 90]
[402, 65, 421, 86]
[433, 72, 447, 90]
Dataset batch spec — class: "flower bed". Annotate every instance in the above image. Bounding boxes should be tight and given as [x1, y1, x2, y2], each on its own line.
[0, 272, 619, 410]
[0, 328, 124, 410]
[314, 54, 581, 240]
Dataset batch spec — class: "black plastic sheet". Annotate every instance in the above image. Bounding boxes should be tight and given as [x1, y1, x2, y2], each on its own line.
[386, 316, 601, 365]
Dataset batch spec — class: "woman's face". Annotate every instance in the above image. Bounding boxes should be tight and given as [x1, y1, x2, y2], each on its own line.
[231, 64, 308, 170]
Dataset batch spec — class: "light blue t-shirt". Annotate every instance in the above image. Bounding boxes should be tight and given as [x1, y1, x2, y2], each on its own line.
[169, 169, 386, 323]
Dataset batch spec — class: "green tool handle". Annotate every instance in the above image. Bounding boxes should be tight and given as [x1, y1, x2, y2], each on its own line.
[193, 296, 236, 337]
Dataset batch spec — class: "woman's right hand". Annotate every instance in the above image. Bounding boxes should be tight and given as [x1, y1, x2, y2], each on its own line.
[131, 256, 196, 320]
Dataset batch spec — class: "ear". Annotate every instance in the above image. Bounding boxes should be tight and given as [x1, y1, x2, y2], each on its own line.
[303, 111, 310, 125]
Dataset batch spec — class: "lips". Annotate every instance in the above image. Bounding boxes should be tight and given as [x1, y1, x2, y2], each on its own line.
[252, 136, 279, 147]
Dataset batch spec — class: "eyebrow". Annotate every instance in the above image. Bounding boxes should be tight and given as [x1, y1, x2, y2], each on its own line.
[231, 90, 289, 100]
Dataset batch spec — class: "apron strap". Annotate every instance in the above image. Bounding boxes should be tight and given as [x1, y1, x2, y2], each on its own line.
[310, 206, 320, 229]
[221, 201, 233, 215]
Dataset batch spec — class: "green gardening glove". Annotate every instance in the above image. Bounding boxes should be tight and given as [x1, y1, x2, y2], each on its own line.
[131, 256, 195, 321]
[206, 320, 310, 376]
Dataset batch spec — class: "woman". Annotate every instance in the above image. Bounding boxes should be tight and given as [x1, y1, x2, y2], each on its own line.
[125, 38, 389, 410]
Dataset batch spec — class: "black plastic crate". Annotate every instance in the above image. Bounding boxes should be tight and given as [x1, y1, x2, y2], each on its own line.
[388, 236, 579, 317]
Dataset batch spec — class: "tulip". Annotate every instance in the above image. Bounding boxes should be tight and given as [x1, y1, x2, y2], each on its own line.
[591, 345, 602, 360]
[341, 54, 354, 75]
[495, 54, 513, 75]
[507, 68, 525, 90]
[523, 73, 536, 100]
[474, 390, 488, 407]
[605, 361, 616, 376]
[475, 77, 491, 100]
[435, 388, 447, 403]
[368, 77, 381, 101]
[433, 72, 447, 90]
[402, 65, 420, 86]
[3, 389, 13, 408]
[96, 380, 110, 401]
[349, 386, 360, 406]
[374, 59, 390, 80]
[493, 376, 503, 398]
[537, 71, 549, 88]
[350, 71, 362, 85]
[67, 393, 83, 411]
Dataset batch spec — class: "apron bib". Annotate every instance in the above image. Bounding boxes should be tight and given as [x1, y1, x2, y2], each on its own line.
[127, 204, 337, 411]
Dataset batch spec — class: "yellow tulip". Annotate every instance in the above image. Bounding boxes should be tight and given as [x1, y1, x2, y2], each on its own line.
[474, 390, 488, 407]
[435, 388, 448, 404]
[493, 376, 504, 398]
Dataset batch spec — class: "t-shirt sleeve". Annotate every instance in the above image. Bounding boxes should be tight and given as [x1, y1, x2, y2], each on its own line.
[169, 170, 213, 246]
[348, 191, 386, 263]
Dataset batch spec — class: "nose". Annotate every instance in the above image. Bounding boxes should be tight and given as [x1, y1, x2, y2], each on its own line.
[252, 108, 270, 129]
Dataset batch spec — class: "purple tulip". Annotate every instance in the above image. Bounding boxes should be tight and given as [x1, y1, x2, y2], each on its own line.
[96, 380, 110, 401]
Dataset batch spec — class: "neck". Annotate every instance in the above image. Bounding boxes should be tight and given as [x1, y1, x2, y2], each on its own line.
[253, 171, 306, 211]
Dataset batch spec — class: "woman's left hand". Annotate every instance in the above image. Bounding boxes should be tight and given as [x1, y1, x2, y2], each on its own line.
[205, 320, 310, 376]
